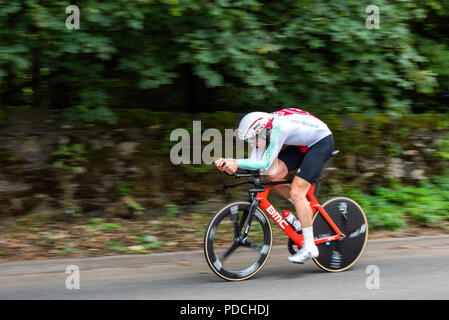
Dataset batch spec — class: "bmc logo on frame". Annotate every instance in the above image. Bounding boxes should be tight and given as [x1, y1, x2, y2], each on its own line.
[266, 205, 289, 230]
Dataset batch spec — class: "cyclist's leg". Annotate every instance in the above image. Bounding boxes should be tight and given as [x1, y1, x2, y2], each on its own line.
[292, 135, 334, 221]
[298, 134, 334, 178]
[290, 176, 313, 227]
[267, 146, 305, 199]
[264, 159, 290, 198]
[288, 135, 334, 263]
[288, 176, 319, 263]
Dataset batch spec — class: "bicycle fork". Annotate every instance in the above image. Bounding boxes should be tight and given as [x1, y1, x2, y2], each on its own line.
[232, 188, 265, 248]
[240, 203, 257, 242]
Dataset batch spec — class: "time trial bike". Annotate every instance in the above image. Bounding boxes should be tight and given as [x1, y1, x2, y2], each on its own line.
[204, 151, 368, 281]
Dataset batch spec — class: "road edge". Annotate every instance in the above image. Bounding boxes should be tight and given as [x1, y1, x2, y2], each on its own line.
[1, 235, 449, 277]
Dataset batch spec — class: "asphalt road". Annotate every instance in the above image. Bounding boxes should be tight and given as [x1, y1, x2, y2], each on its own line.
[1, 236, 448, 300]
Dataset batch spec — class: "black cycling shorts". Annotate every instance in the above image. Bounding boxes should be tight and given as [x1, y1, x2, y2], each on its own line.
[277, 134, 334, 184]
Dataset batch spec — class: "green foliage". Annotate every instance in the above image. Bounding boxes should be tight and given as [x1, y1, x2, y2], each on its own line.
[179, 164, 213, 177]
[87, 218, 122, 232]
[122, 196, 145, 215]
[52, 143, 87, 174]
[65, 106, 117, 125]
[200, 111, 237, 129]
[347, 172, 449, 230]
[102, 222, 122, 231]
[165, 204, 178, 218]
[385, 141, 404, 158]
[60, 247, 77, 254]
[0, 1, 448, 114]
[347, 189, 409, 230]
[375, 178, 449, 224]
[114, 109, 170, 127]
[435, 132, 449, 160]
[116, 182, 132, 196]
[106, 240, 127, 252]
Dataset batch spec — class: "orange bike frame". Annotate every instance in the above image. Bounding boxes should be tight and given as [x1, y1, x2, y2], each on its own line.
[256, 182, 345, 248]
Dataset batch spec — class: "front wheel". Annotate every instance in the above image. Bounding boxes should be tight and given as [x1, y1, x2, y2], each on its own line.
[312, 197, 368, 272]
[204, 201, 272, 281]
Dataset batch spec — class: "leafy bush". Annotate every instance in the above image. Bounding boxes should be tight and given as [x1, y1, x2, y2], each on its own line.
[347, 189, 409, 230]
[435, 132, 449, 160]
[1, 1, 448, 114]
[347, 172, 449, 230]
[52, 143, 87, 175]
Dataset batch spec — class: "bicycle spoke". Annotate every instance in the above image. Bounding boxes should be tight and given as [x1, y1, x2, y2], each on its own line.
[242, 240, 262, 252]
[231, 211, 240, 239]
[237, 210, 249, 236]
[220, 241, 239, 262]
[229, 206, 248, 239]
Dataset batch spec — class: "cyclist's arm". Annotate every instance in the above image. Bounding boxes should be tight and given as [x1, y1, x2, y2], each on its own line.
[236, 125, 285, 171]
[248, 143, 264, 160]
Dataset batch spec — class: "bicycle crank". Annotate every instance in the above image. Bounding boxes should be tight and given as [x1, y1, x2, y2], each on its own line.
[287, 231, 303, 255]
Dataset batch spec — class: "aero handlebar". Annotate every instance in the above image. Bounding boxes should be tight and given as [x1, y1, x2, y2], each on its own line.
[220, 162, 291, 189]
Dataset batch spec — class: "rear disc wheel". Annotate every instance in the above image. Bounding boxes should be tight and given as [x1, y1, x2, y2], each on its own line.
[312, 197, 368, 272]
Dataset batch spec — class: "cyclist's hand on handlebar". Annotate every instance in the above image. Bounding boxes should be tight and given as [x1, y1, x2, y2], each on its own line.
[223, 159, 239, 175]
[215, 158, 238, 175]
[215, 158, 226, 171]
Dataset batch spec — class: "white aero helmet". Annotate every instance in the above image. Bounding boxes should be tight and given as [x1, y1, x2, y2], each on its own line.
[237, 112, 271, 143]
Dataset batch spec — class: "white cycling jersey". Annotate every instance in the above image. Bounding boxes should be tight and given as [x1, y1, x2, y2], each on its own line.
[236, 108, 332, 172]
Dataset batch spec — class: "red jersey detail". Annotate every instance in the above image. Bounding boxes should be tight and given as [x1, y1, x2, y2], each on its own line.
[298, 145, 309, 153]
[264, 118, 273, 129]
[272, 108, 322, 121]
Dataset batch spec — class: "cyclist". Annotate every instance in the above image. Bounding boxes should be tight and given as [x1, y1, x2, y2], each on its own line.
[215, 108, 334, 264]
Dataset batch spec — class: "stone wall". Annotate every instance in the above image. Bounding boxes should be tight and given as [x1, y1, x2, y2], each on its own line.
[0, 109, 448, 218]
